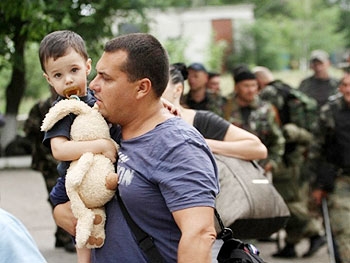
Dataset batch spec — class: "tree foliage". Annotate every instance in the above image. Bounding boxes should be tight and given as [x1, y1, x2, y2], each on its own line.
[231, 0, 347, 70]
[0, 0, 146, 150]
[333, 0, 350, 48]
[0, 0, 146, 115]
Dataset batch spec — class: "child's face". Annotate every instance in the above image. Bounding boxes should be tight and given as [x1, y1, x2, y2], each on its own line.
[43, 48, 91, 98]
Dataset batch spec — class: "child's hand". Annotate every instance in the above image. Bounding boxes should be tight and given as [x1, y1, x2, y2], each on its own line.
[106, 173, 119, 190]
[99, 139, 118, 163]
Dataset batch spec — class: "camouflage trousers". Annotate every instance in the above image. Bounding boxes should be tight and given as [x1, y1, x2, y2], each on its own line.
[282, 183, 323, 244]
[329, 176, 350, 263]
[273, 164, 323, 244]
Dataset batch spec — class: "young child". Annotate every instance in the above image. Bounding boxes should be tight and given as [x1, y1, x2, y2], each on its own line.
[39, 30, 118, 262]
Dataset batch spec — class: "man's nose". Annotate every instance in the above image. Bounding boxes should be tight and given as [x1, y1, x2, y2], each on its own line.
[89, 77, 97, 91]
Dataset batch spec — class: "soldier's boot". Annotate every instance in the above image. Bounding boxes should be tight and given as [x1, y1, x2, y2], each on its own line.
[302, 235, 326, 257]
[272, 242, 297, 258]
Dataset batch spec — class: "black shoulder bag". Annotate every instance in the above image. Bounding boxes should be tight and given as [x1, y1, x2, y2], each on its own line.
[215, 209, 265, 263]
[118, 191, 265, 263]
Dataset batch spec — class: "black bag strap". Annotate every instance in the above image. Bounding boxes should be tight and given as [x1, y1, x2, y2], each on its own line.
[117, 191, 164, 263]
[117, 195, 253, 263]
[215, 208, 234, 241]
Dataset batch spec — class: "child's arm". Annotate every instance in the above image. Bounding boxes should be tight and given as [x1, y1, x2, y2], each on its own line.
[50, 136, 117, 163]
[76, 247, 91, 263]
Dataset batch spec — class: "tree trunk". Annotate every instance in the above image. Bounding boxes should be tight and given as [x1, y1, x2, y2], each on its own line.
[6, 26, 26, 115]
[1, 22, 27, 152]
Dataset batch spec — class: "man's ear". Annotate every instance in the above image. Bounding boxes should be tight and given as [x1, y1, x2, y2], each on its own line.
[136, 78, 152, 99]
[43, 73, 53, 87]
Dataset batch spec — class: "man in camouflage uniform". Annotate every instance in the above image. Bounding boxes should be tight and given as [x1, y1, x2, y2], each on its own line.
[299, 50, 338, 109]
[183, 63, 226, 117]
[298, 50, 339, 184]
[311, 73, 350, 263]
[223, 65, 285, 176]
[23, 87, 75, 253]
[254, 66, 326, 258]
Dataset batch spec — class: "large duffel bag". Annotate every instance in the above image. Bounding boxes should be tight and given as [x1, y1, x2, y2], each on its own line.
[214, 154, 290, 239]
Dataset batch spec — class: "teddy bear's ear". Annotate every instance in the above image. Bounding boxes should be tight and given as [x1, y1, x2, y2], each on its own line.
[41, 99, 91, 131]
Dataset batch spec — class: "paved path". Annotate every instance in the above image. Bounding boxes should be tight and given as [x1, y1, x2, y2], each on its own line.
[0, 165, 330, 263]
[0, 168, 76, 263]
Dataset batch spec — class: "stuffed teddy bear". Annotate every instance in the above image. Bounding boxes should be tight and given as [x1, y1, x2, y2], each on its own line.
[41, 99, 119, 249]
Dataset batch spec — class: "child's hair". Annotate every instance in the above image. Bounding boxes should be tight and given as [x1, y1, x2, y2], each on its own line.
[39, 30, 88, 72]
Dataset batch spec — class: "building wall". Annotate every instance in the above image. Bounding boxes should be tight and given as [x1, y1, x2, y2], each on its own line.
[113, 5, 255, 65]
[148, 5, 254, 64]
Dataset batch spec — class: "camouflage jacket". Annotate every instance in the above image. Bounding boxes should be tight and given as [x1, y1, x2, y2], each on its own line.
[260, 80, 316, 166]
[223, 93, 285, 170]
[260, 80, 318, 132]
[311, 94, 350, 190]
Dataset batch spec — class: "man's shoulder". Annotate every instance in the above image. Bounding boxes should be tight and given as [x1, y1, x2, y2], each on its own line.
[261, 82, 289, 106]
[299, 76, 314, 88]
[323, 93, 343, 111]
[206, 92, 225, 116]
[254, 97, 275, 110]
[329, 77, 339, 89]
[328, 92, 342, 103]
[164, 117, 198, 135]
[261, 84, 279, 97]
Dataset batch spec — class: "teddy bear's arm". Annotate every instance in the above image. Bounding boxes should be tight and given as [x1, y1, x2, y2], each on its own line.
[66, 152, 94, 187]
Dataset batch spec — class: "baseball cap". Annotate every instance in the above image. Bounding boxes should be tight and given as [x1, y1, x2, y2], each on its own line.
[187, 62, 207, 73]
[310, 49, 329, 63]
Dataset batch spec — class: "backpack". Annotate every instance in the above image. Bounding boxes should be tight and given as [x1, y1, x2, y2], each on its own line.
[265, 80, 318, 132]
[287, 88, 318, 132]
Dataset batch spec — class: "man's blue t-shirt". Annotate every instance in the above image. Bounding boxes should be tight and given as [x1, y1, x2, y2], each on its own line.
[92, 117, 218, 263]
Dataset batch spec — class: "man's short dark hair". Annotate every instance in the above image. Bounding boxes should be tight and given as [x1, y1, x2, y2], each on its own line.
[208, 72, 220, 80]
[232, 64, 256, 84]
[104, 33, 169, 98]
